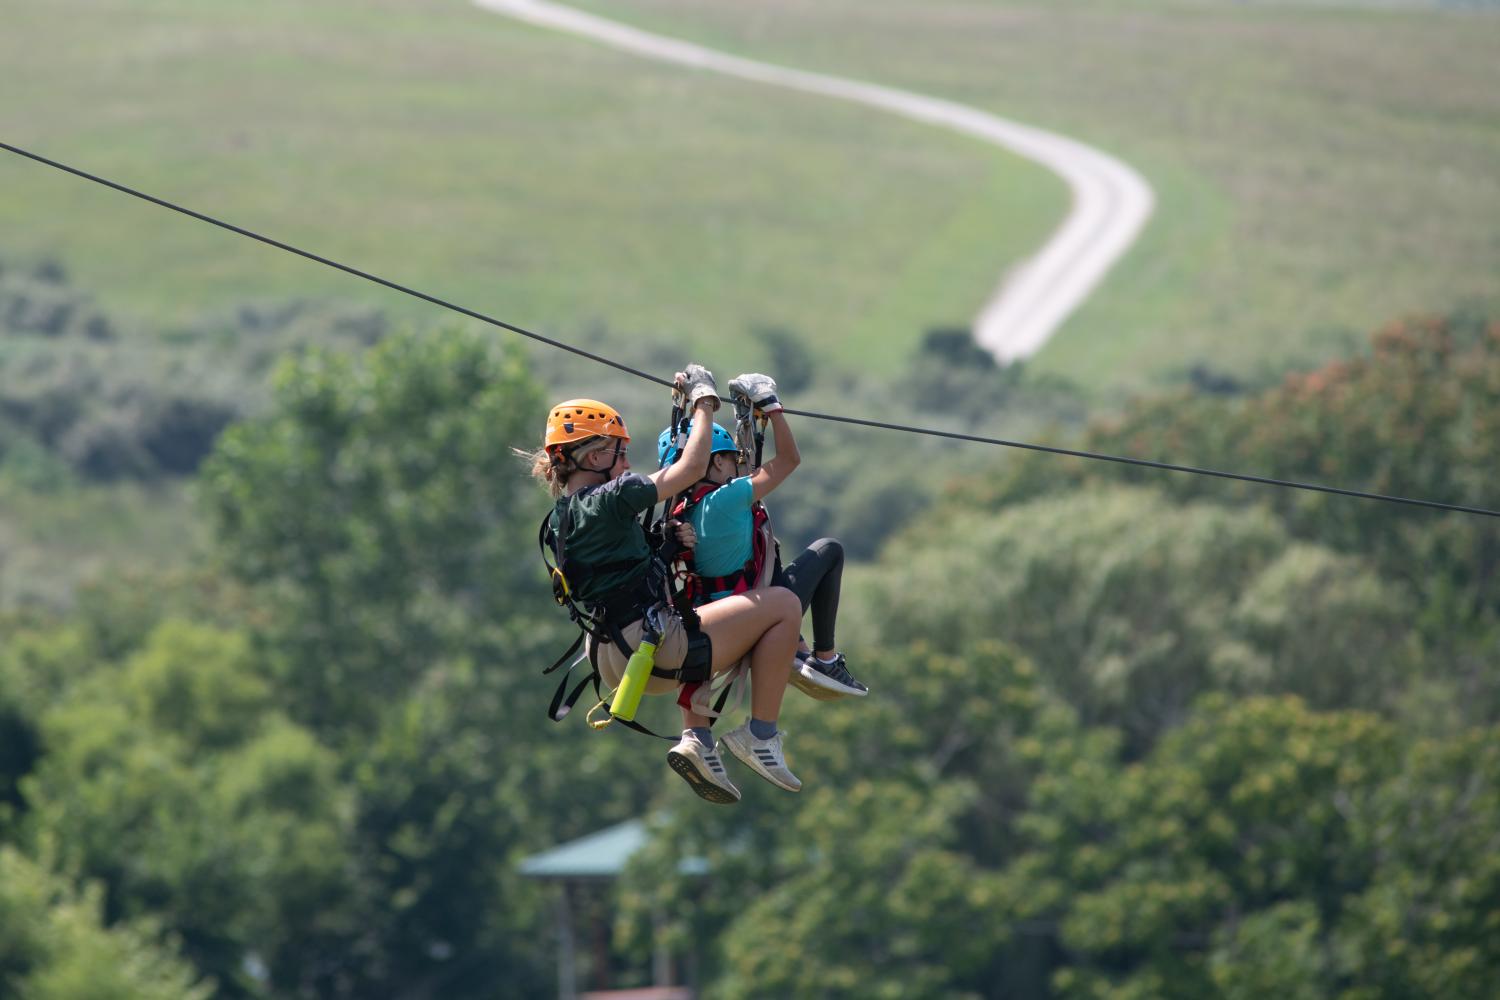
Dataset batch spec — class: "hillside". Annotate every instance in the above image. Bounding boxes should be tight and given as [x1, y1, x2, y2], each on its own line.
[1, 0, 1059, 378]
[565, 0, 1500, 393]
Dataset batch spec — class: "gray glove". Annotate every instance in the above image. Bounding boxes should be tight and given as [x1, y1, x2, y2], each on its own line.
[676, 363, 719, 410]
[729, 372, 782, 414]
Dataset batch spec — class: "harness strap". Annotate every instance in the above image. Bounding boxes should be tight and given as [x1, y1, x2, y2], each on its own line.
[544, 631, 584, 676]
[672, 482, 773, 607]
[549, 666, 594, 722]
[539, 446, 710, 738]
[583, 631, 678, 741]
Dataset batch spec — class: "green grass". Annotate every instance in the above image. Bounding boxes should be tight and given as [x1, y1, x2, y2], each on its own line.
[0, 477, 200, 610]
[6, 0, 1496, 605]
[565, 0, 1500, 397]
[1, 0, 1062, 379]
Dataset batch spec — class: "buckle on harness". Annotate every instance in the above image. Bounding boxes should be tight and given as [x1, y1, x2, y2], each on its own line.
[549, 567, 572, 606]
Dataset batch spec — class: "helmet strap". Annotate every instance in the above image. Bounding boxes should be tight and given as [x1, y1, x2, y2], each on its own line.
[563, 438, 623, 486]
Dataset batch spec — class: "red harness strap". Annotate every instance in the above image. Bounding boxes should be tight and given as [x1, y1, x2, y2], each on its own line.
[670, 482, 773, 710]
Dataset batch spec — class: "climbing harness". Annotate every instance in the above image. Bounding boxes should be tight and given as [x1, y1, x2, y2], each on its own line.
[676, 388, 780, 604]
[656, 389, 783, 717]
[537, 395, 714, 739]
[670, 480, 776, 606]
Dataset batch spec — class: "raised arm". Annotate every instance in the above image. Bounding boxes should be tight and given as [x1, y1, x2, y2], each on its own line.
[649, 365, 719, 500]
[749, 410, 800, 502]
[729, 373, 800, 502]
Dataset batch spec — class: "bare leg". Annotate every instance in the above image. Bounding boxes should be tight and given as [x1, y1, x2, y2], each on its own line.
[696, 587, 801, 723]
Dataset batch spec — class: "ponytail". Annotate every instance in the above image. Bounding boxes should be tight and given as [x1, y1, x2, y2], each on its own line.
[518, 435, 609, 499]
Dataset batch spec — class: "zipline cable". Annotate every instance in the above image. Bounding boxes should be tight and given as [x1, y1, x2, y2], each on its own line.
[4, 140, 1498, 520]
[780, 407, 1500, 517]
[0, 141, 672, 389]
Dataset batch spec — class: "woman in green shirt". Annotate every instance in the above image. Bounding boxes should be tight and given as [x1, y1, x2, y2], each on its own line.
[530, 365, 803, 804]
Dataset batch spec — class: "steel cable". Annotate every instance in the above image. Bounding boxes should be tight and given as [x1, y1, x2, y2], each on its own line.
[5, 140, 1497, 520]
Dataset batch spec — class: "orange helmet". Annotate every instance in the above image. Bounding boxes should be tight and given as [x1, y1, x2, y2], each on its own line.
[544, 399, 630, 454]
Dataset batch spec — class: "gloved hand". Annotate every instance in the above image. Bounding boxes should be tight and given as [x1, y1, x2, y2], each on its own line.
[675, 364, 719, 411]
[729, 372, 782, 414]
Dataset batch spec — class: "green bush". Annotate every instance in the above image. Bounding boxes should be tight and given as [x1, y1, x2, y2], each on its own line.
[0, 847, 211, 999]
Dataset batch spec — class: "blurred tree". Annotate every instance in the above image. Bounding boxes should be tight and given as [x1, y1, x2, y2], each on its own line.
[1024, 308, 1499, 635]
[0, 846, 211, 999]
[854, 486, 1412, 749]
[620, 643, 1068, 998]
[1002, 695, 1396, 999]
[200, 327, 556, 733]
[752, 325, 815, 395]
[18, 620, 357, 997]
[196, 326, 671, 995]
[1336, 727, 1500, 998]
[0, 649, 40, 830]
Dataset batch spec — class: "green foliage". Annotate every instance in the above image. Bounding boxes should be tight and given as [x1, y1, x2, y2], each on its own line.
[0, 646, 41, 828]
[0, 847, 211, 1000]
[122, 621, 271, 750]
[619, 643, 1061, 997]
[1080, 308, 1500, 620]
[713, 781, 993, 1000]
[18, 620, 355, 995]
[1208, 901, 1328, 1000]
[1, 253, 389, 489]
[1336, 728, 1500, 998]
[855, 486, 1413, 748]
[0, 256, 116, 341]
[4, 252, 1496, 999]
[0, 333, 240, 482]
[625, 645, 1500, 998]
[200, 326, 555, 732]
[1006, 696, 1500, 1000]
[341, 662, 555, 997]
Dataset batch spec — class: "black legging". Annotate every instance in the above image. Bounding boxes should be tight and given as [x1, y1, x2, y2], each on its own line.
[773, 537, 844, 653]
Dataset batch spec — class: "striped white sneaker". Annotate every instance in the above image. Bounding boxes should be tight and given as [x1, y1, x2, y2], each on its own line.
[719, 723, 801, 793]
[667, 732, 740, 805]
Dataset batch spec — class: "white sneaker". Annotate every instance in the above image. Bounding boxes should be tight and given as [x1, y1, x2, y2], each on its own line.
[790, 651, 869, 700]
[667, 732, 740, 805]
[719, 723, 801, 792]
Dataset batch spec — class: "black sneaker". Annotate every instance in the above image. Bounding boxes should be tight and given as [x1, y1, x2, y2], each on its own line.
[790, 651, 868, 700]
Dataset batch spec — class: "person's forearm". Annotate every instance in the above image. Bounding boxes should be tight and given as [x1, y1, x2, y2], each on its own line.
[767, 411, 800, 471]
[657, 399, 716, 496]
[679, 400, 717, 474]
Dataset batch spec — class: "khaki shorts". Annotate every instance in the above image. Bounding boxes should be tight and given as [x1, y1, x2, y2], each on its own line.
[590, 613, 692, 697]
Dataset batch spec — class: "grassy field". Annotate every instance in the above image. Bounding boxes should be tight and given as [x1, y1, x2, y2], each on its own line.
[10, 0, 1490, 396]
[5, 0, 1497, 608]
[1, 0, 1062, 379]
[0, 477, 199, 608]
[566, 0, 1500, 394]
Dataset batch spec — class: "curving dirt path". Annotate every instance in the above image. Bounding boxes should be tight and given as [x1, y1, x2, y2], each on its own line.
[474, 0, 1154, 365]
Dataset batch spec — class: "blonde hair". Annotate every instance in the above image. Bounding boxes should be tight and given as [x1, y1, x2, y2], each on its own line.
[517, 435, 610, 499]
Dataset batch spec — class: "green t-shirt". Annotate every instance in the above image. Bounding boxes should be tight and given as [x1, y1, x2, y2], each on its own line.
[550, 472, 659, 604]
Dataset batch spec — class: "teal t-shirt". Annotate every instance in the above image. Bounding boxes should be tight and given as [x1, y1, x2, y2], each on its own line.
[689, 476, 755, 598]
[551, 472, 659, 604]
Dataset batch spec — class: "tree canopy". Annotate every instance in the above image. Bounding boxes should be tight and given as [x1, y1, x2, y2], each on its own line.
[4, 308, 1498, 997]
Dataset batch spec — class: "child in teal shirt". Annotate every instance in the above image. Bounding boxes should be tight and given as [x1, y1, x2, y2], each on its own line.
[659, 373, 867, 700]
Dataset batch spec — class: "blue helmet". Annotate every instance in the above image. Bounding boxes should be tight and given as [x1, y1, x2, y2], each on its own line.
[658, 421, 737, 467]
